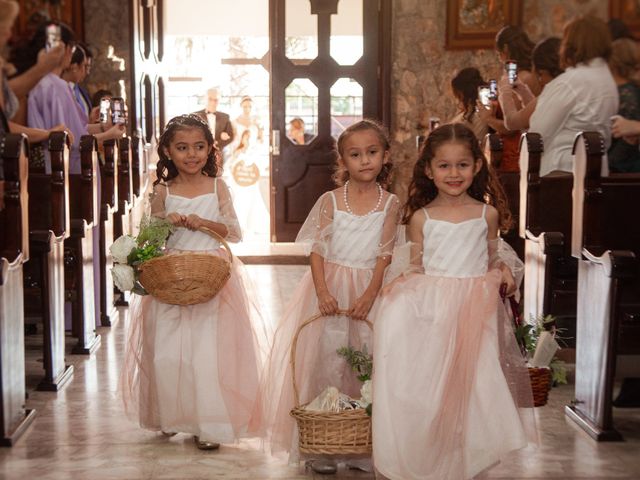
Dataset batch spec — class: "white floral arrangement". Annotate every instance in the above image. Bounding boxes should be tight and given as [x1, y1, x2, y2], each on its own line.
[109, 216, 175, 295]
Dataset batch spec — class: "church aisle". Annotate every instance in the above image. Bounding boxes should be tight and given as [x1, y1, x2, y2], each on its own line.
[0, 265, 638, 479]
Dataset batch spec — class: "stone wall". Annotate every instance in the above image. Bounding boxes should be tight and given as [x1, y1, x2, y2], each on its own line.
[390, 0, 608, 198]
[83, 0, 130, 103]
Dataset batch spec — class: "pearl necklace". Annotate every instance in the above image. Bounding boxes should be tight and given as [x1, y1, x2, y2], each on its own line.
[343, 180, 383, 216]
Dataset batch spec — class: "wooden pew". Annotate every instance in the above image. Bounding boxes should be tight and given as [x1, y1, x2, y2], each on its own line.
[98, 139, 119, 327]
[565, 131, 640, 441]
[65, 136, 101, 355]
[519, 133, 576, 335]
[484, 133, 523, 259]
[0, 133, 37, 445]
[23, 131, 74, 391]
[114, 137, 134, 305]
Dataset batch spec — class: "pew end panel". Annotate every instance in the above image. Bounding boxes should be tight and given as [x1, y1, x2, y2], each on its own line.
[566, 131, 640, 441]
[98, 139, 120, 327]
[0, 133, 37, 446]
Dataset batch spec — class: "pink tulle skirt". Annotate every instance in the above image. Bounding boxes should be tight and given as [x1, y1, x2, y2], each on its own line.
[250, 261, 375, 460]
[372, 270, 536, 480]
[120, 249, 269, 443]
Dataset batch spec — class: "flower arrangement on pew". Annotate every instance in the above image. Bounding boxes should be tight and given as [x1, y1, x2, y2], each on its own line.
[109, 216, 175, 295]
[514, 314, 569, 386]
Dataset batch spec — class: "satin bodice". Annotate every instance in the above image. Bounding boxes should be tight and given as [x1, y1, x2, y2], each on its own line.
[165, 188, 221, 251]
[422, 206, 488, 278]
[326, 192, 389, 269]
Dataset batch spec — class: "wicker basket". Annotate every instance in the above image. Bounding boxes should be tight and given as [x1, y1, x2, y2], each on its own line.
[137, 227, 232, 305]
[528, 366, 551, 407]
[289, 311, 373, 455]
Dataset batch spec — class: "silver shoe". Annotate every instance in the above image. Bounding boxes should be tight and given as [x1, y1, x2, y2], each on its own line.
[308, 459, 337, 474]
[194, 436, 220, 450]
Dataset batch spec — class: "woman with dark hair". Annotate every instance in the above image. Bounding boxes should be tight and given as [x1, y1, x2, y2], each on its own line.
[495, 25, 540, 95]
[498, 37, 564, 131]
[530, 15, 618, 176]
[449, 67, 488, 144]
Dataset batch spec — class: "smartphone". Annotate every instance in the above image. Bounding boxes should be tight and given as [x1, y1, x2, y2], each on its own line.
[99, 97, 111, 124]
[506, 60, 518, 84]
[478, 86, 491, 108]
[111, 97, 126, 125]
[489, 79, 498, 100]
[45, 24, 61, 51]
[429, 117, 441, 132]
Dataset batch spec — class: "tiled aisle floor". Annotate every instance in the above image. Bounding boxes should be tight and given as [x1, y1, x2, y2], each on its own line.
[1, 265, 639, 479]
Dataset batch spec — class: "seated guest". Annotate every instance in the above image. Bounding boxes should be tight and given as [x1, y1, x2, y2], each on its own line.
[529, 15, 618, 176]
[449, 67, 488, 144]
[608, 38, 640, 173]
[27, 22, 123, 173]
[498, 37, 563, 131]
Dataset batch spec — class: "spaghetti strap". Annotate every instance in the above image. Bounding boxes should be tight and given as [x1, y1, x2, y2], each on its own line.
[422, 207, 430, 219]
[213, 177, 218, 194]
[481, 203, 487, 218]
[382, 192, 395, 212]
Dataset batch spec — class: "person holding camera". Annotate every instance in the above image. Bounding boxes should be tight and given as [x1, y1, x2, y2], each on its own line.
[497, 37, 564, 133]
[449, 67, 488, 144]
[529, 15, 618, 176]
[26, 22, 124, 173]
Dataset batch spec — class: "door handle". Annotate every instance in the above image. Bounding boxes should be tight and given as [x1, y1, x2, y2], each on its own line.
[271, 130, 280, 156]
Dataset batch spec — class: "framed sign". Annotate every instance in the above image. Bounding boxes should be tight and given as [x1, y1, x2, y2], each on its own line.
[445, 0, 523, 50]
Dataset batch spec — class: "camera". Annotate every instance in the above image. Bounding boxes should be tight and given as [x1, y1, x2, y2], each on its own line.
[478, 86, 491, 108]
[45, 24, 61, 52]
[99, 97, 111, 124]
[429, 117, 440, 132]
[111, 97, 127, 125]
[505, 60, 518, 84]
[489, 79, 498, 100]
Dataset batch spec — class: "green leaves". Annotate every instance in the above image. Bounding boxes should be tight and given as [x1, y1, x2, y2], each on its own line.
[337, 345, 373, 382]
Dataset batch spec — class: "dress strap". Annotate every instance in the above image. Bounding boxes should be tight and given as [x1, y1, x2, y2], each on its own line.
[382, 192, 395, 212]
[330, 190, 338, 210]
[213, 177, 218, 194]
[422, 207, 430, 219]
[481, 203, 487, 218]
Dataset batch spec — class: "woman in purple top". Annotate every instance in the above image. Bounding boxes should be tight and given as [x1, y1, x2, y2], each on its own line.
[27, 22, 123, 173]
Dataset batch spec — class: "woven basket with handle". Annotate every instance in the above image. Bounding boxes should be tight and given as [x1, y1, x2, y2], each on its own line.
[289, 310, 373, 455]
[137, 226, 232, 305]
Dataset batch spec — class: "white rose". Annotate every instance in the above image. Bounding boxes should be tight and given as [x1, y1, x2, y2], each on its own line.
[110, 235, 137, 264]
[360, 379, 372, 405]
[111, 264, 136, 292]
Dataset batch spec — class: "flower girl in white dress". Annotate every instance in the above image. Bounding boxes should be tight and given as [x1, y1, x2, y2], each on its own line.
[372, 123, 536, 479]
[251, 120, 401, 470]
[121, 114, 269, 450]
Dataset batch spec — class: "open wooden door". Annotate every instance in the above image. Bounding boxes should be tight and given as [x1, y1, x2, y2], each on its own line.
[270, 0, 390, 241]
[130, 0, 166, 169]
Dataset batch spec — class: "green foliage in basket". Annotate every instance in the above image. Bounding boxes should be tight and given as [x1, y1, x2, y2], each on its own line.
[110, 216, 175, 294]
[337, 344, 372, 382]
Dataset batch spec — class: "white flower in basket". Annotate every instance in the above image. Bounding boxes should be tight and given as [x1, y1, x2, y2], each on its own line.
[360, 379, 372, 405]
[111, 263, 136, 291]
[110, 235, 137, 264]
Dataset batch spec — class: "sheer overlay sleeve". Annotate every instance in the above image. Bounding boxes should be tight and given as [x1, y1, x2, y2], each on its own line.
[488, 237, 524, 295]
[149, 183, 167, 218]
[378, 194, 402, 258]
[216, 178, 242, 243]
[386, 208, 425, 281]
[295, 191, 335, 257]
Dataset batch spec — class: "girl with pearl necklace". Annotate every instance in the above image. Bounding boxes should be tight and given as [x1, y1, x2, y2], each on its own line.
[250, 120, 401, 473]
